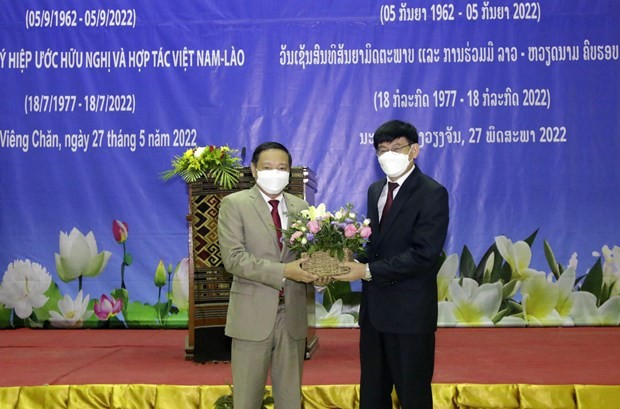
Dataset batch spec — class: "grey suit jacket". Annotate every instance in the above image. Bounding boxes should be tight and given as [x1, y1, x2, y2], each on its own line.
[218, 184, 310, 341]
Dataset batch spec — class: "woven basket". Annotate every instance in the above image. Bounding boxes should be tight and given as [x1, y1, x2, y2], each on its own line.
[301, 249, 353, 277]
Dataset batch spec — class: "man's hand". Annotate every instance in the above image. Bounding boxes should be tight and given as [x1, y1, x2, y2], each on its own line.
[333, 261, 367, 282]
[313, 275, 333, 287]
[284, 257, 318, 283]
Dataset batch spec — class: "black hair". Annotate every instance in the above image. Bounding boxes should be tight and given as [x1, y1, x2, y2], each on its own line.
[372, 119, 419, 150]
[251, 141, 292, 167]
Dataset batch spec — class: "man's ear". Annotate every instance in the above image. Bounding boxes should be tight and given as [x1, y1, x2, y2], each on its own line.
[250, 163, 257, 178]
[410, 143, 420, 160]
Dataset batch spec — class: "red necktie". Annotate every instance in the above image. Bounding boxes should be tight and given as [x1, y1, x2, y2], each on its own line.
[380, 182, 399, 228]
[269, 199, 285, 299]
[269, 199, 282, 250]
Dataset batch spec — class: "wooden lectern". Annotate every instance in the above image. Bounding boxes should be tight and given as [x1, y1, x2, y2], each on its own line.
[185, 167, 319, 362]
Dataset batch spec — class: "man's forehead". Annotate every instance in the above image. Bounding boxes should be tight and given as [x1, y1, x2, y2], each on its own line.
[257, 149, 289, 164]
[378, 136, 408, 145]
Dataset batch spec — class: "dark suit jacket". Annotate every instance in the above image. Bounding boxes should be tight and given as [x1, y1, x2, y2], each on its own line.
[361, 166, 449, 334]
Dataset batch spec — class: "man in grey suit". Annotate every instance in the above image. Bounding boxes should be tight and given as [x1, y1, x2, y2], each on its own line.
[218, 141, 319, 408]
[336, 120, 449, 408]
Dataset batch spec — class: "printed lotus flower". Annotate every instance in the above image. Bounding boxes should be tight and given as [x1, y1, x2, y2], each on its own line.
[495, 236, 544, 281]
[112, 220, 129, 244]
[283, 203, 370, 260]
[49, 290, 92, 328]
[94, 294, 123, 320]
[55, 227, 111, 283]
[569, 292, 620, 326]
[438, 278, 503, 327]
[154, 260, 167, 288]
[0, 259, 52, 319]
[172, 258, 189, 311]
[315, 299, 356, 327]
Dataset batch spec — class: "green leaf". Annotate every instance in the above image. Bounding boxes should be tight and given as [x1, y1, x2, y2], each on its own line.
[336, 247, 345, 261]
[580, 258, 603, 301]
[543, 240, 559, 279]
[502, 279, 519, 299]
[499, 262, 512, 283]
[459, 246, 476, 280]
[492, 308, 509, 324]
[33, 281, 64, 322]
[473, 244, 498, 284]
[600, 283, 613, 306]
[124, 301, 160, 328]
[0, 305, 12, 328]
[111, 288, 130, 319]
[489, 249, 505, 284]
[124, 253, 133, 266]
[523, 229, 539, 248]
[507, 300, 523, 313]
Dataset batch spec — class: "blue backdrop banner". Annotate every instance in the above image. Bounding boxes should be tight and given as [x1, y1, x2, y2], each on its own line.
[1, 0, 619, 329]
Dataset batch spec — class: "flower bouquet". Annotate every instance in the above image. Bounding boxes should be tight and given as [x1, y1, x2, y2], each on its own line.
[283, 203, 371, 277]
[160, 145, 241, 189]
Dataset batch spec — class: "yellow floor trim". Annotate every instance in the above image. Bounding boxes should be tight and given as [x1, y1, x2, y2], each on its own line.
[1, 384, 619, 409]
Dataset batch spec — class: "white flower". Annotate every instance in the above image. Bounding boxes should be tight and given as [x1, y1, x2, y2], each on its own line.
[193, 146, 205, 158]
[437, 253, 458, 301]
[315, 299, 356, 327]
[438, 278, 503, 327]
[519, 275, 568, 326]
[0, 259, 52, 319]
[594, 245, 620, 296]
[482, 252, 495, 283]
[49, 290, 92, 328]
[54, 227, 111, 282]
[569, 292, 620, 325]
[555, 266, 579, 321]
[495, 236, 544, 281]
[362, 218, 370, 226]
[172, 258, 189, 311]
[301, 203, 327, 220]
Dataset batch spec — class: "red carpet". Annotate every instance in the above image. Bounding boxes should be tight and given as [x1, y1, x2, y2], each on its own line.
[1, 327, 619, 387]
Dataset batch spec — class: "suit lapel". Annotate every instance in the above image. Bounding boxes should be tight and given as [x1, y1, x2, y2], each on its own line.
[248, 185, 282, 253]
[373, 167, 420, 245]
[368, 180, 384, 244]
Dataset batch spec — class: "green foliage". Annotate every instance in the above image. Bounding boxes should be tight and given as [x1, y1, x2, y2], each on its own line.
[322, 281, 361, 321]
[580, 258, 603, 302]
[161, 145, 241, 188]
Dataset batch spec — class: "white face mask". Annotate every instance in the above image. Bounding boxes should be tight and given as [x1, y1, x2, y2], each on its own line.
[378, 150, 411, 178]
[256, 169, 290, 194]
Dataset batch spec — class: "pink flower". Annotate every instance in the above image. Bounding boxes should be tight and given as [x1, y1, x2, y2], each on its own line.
[112, 220, 128, 244]
[359, 226, 372, 239]
[307, 220, 321, 234]
[344, 224, 358, 238]
[94, 294, 123, 320]
[290, 230, 304, 243]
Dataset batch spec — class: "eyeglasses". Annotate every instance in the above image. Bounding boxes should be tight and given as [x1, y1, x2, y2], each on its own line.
[375, 143, 413, 156]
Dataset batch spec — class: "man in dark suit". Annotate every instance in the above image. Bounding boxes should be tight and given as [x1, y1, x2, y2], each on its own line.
[336, 120, 449, 409]
[218, 142, 319, 408]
